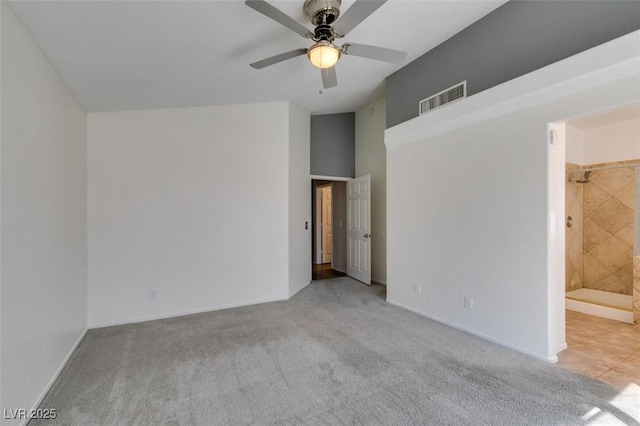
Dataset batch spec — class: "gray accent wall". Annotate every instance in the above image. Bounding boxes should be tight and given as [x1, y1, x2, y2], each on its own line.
[311, 113, 355, 177]
[355, 97, 387, 285]
[386, 0, 640, 128]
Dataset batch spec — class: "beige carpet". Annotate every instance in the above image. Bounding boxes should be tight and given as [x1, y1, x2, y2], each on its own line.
[32, 277, 640, 425]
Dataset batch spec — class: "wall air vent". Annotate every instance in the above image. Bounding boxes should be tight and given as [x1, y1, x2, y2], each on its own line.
[419, 81, 467, 116]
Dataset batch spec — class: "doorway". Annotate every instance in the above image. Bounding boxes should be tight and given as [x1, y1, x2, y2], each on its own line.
[560, 103, 639, 323]
[554, 103, 640, 389]
[312, 179, 347, 280]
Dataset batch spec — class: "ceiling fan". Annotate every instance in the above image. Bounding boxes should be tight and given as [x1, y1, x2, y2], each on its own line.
[245, 0, 407, 89]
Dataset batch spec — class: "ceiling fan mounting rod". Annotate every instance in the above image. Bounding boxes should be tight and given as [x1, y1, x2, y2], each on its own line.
[304, 0, 341, 26]
[312, 25, 336, 42]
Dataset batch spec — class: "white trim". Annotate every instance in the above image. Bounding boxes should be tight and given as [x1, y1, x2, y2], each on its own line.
[289, 280, 312, 298]
[311, 175, 351, 181]
[386, 30, 640, 149]
[21, 328, 88, 426]
[315, 186, 324, 264]
[89, 296, 289, 328]
[547, 122, 567, 360]
[386, 299, 558, 364]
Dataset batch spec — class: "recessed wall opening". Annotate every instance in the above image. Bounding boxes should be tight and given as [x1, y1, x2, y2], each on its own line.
[562, 103, 640, 325]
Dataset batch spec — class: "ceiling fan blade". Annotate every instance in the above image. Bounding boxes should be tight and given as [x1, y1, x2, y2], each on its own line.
[342, 43, 407, 64]
[245, 0, 313, 37]
[250, 49, 307, 69]
[321, 67, 338, 89]
[333, 0, 387, 36]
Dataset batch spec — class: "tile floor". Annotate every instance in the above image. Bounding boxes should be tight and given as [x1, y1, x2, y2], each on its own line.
[558, 310, 640, 393]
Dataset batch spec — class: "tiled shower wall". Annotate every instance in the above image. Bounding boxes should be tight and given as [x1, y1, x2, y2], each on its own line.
[565, 161, 637, 296]
[582, 161, 635, 295]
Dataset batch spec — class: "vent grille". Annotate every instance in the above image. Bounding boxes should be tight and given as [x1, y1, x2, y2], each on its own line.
[419, 81, 467, 115]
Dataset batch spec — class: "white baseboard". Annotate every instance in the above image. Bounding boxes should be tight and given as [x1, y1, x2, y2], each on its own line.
[372, 279, 387, 286]
[22, 327, 88, 426]
[89, 295, 290, 329]
[289, 280, 312, 298]
[386, 299, 558, 363]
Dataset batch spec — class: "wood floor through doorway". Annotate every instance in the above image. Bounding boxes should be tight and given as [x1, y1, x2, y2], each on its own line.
[312, 263, 346, 280]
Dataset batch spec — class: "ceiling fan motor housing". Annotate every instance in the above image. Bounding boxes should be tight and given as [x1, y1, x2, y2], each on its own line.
[304, 0, 341, 26]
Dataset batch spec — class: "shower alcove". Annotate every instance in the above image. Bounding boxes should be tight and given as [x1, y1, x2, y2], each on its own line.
[564, 104, 640, 325]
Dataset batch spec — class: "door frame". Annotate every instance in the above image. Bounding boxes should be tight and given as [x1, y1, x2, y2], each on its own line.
[311, 176, 350, 271]
[321, 185, 333, 264]
[314, 186, 323, 264]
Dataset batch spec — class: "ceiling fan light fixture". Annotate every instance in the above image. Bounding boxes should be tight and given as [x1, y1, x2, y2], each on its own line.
[308, 41, 341, 69]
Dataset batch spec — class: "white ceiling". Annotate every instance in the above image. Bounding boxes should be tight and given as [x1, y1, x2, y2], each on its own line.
[8, 0, 506, 114]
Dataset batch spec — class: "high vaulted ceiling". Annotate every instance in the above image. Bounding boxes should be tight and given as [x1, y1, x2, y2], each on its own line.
[8, 0, 506, 114]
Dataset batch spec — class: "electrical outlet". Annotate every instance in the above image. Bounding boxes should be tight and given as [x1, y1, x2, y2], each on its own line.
[150, 289, 158, 300]
[465, 296, 474, 310]
[414, 284, 421, 295]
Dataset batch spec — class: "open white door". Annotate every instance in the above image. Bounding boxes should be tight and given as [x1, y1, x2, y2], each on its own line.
[347, 175, 371, 285]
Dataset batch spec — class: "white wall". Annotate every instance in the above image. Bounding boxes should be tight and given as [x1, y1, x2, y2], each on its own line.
[1, 3, 87, 423]
[386, 31, 640, 361]
[387, 108, 552, 359]
[288, 103, 312, 297]
[582, 118, 640, 164]
[87, 102, 307, 327]
[566, 118, 639, 166]
[1, 2, 4, 413]
[356, 97, 387, 285]
[565, 124, 584, 165]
